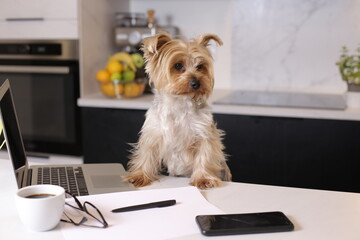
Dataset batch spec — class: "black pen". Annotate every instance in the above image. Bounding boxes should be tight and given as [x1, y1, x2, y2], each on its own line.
[111, 199, 176, 213]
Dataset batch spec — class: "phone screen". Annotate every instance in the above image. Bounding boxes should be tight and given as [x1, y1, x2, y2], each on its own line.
[196, 211, 294, 236]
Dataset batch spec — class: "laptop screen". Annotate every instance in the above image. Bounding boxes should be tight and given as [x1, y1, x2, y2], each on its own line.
[0, 80, 28, 187]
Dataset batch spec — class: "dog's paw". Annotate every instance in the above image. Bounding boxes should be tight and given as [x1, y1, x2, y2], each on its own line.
[125, 172, 154, 187]
[190, 177, 221, 189]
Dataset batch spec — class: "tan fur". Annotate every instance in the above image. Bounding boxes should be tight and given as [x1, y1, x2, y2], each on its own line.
[125, 32, 232, 189]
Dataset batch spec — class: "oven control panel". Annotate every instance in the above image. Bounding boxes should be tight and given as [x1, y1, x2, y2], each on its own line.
[0, 40, 77, 60]
[0, 43, 61, 55]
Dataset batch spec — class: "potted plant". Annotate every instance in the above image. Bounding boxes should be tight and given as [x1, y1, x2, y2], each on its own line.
[337, 45, 360, 108]
[337, 45, 360, 92]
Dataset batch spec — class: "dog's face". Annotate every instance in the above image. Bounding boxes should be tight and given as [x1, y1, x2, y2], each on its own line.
[142, 33, 222, 100]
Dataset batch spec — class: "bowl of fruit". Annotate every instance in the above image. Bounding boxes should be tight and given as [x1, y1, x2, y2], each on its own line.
[96, 52, 146, 98]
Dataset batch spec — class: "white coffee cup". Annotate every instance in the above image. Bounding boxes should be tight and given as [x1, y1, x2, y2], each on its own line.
[15, 184, 65, 231]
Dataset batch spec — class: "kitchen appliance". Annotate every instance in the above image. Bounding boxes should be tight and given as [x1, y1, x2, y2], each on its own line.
[115, 11, 179, 51]
[114, 11, 179, 94]
[0, 40, 81, 156]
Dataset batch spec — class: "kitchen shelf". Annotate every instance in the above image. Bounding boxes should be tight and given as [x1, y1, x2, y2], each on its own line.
[77, 90, 360, 121]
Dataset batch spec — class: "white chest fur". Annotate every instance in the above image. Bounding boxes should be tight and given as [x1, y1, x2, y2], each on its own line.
[145, 94, 214, 176]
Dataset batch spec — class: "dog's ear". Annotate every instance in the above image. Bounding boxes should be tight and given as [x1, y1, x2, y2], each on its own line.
[195, 34, 223, 47]
[142, 32, 172, 58]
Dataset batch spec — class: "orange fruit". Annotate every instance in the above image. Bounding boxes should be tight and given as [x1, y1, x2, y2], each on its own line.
[124, 82, 142, 97]
[106, 61, 123, 74]
[96, 69, 111, 83]
[100, 82, 124, 97]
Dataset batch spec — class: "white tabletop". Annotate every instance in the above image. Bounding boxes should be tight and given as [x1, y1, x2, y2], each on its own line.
[1, 158, 360, 240]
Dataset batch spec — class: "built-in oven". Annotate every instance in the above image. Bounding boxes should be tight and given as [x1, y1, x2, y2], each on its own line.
[0, 40, 81, 156]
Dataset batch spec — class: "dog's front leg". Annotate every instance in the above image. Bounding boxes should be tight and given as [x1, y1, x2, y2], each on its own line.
[189, 138, 225, 189]
[125, 131, 163, 187]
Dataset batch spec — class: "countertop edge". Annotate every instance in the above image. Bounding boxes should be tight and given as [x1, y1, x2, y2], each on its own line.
[78, 91, 360, 121]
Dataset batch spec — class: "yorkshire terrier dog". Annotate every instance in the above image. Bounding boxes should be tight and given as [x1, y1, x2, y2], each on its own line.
[125, 32, 232, 189]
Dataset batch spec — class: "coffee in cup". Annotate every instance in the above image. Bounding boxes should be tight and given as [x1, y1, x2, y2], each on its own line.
[26, 193, 56, 199]
[15, 184, 65, 231]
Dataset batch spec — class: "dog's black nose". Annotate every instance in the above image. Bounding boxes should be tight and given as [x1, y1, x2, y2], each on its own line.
[190, 79, 200, 90]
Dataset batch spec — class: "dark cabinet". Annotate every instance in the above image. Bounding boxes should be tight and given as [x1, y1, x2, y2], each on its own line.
[215, 114, 360, 192]
[81, 107, 145, 166]
[82, 107, 360, 192]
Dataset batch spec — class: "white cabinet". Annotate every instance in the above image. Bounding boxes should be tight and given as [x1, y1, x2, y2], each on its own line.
[0, 0, 78, 39]
[0, 0, 77, 20]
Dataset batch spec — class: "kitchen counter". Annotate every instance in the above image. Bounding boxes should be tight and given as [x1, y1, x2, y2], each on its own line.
[80, 90, 360, 191]
[77, 90, 360, 121]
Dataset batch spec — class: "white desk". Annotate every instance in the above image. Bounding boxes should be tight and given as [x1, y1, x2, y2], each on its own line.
[1, 157, 360, 240]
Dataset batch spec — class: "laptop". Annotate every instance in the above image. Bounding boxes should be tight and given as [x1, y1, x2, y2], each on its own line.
[0, 79, 135, 195]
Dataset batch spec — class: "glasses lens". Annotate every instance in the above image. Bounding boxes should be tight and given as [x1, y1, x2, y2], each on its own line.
[83, 202, 108, 228]
[62, 203, 87, 225]
[61, 194, 107, 228]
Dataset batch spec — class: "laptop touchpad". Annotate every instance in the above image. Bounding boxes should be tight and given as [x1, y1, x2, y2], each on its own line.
[90, 175, 125, 188]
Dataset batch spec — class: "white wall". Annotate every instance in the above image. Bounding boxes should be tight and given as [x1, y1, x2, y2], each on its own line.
[80, 0, 130, 97]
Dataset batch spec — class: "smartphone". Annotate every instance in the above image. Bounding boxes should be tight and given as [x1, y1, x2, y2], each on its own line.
[196, 211, 294, 236]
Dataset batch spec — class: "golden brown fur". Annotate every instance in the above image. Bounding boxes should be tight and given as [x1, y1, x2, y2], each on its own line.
[125, 32, 232, 189]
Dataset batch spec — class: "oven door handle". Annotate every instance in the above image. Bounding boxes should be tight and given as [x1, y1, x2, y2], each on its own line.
[0, 65, 70, 74]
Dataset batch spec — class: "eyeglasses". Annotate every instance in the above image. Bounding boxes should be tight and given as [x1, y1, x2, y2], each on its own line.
[61, 192, 108, 228]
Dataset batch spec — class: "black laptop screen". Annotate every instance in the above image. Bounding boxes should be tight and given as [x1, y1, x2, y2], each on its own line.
[0, 80, 27, 171]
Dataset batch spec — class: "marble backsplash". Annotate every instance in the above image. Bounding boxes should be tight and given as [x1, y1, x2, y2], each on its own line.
[231, 0, 360, 93]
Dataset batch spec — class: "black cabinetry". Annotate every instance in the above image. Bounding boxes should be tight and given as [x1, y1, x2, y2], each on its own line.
[82, 107, 360, 192]
[82, 107, 145, 166]
[215, 114, 360, 192]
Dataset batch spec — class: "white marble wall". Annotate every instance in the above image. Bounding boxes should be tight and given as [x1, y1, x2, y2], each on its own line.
[231, 0, 360, 93]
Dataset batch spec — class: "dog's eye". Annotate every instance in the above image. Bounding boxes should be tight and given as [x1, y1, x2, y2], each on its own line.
[174, 63, 183, 71]
[196, 64, 203, 70]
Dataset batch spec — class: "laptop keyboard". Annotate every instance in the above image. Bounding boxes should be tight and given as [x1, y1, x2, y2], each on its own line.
[36, 166, 89, 196]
